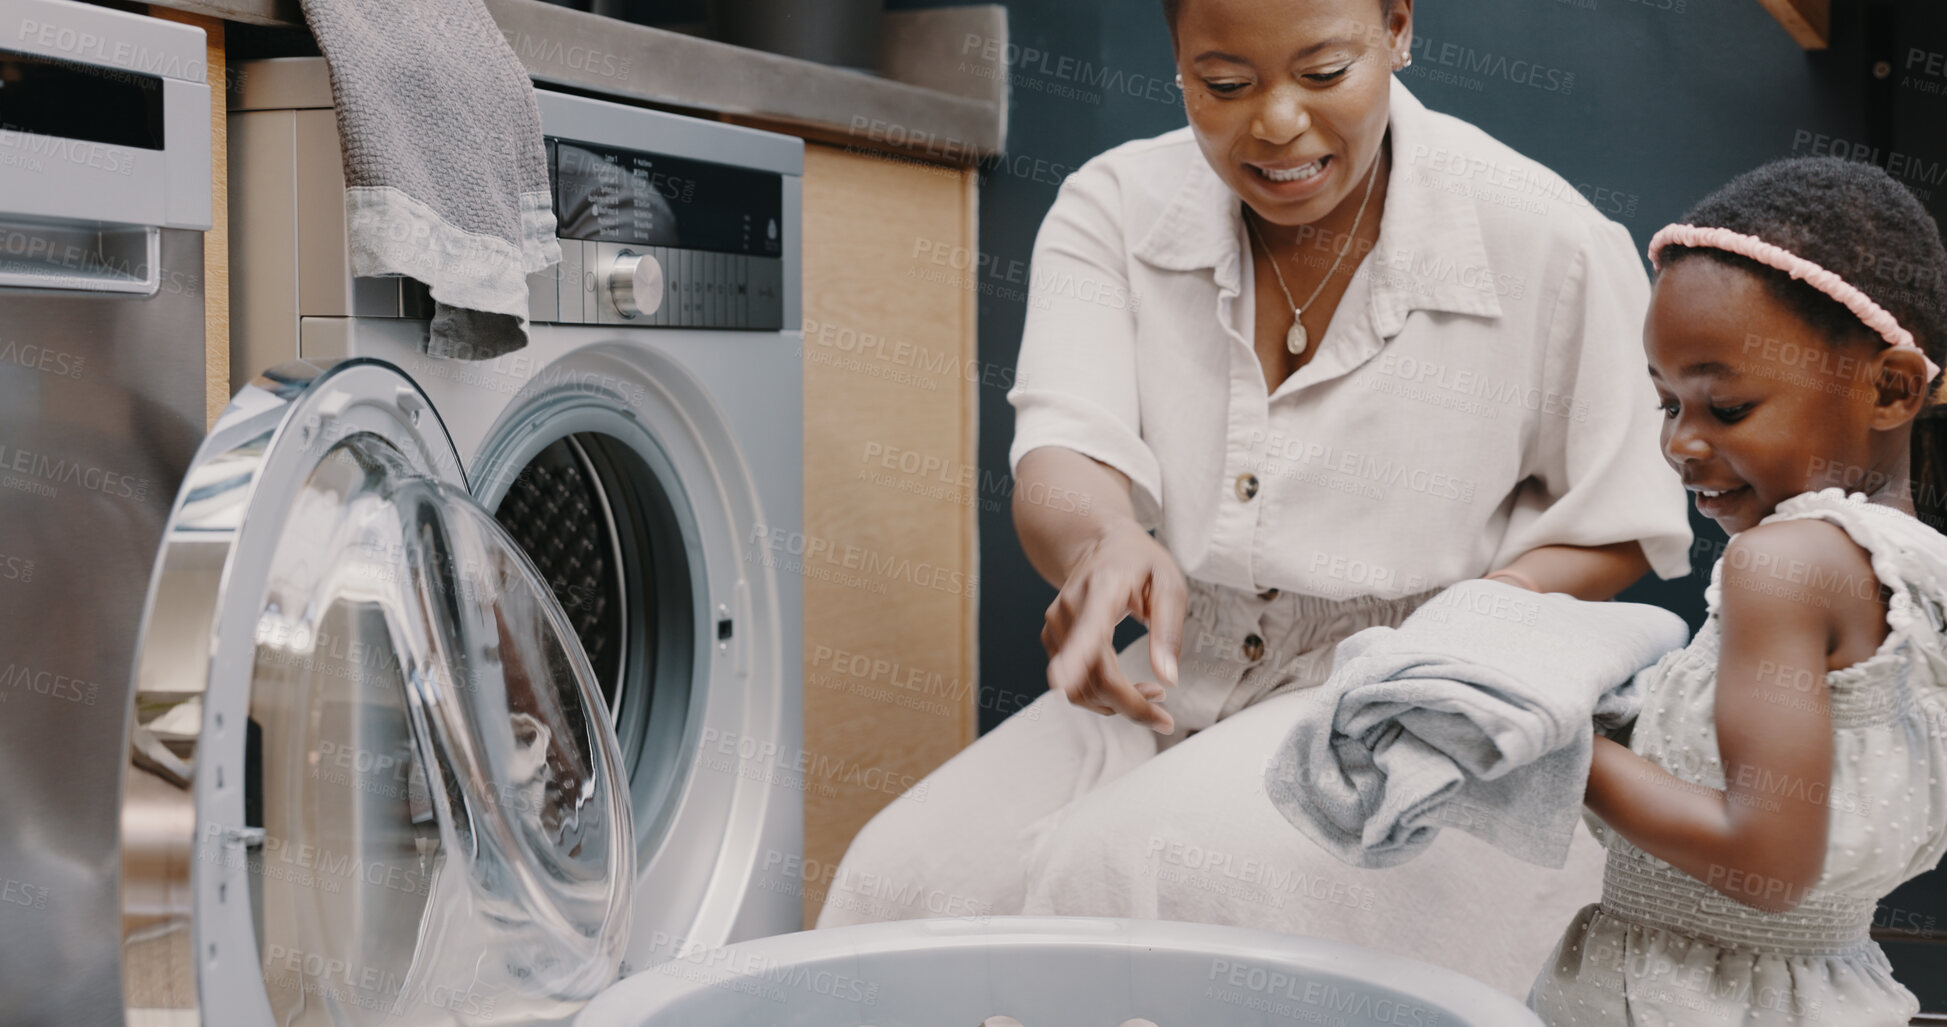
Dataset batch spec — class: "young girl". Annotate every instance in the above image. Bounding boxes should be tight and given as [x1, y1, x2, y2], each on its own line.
[1529, 157, 1947, 1025]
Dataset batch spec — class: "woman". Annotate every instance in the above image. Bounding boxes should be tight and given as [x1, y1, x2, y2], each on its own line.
[818, 0, 1693, 996]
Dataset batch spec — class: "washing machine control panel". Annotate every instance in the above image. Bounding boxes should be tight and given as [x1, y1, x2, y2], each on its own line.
[533, 137, 786, 329]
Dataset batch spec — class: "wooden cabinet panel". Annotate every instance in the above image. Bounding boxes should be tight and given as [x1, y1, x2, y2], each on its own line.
[798, 144, 980, 927]
[1755, 0, 1830, 49]
[147, 6, 228, 429]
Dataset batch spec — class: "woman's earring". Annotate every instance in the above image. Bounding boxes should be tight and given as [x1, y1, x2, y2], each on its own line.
[1395, 52, 1413, 70]
[1175, 72, 1184, 88]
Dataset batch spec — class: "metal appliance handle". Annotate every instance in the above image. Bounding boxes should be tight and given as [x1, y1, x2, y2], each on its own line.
[0, 222, 162, 296]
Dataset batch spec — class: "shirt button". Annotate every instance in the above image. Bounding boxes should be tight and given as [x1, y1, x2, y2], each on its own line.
[1258, 588, 1280, 601]
[1242, 633, 1265, 662]
[1234, 472, 1260, 501]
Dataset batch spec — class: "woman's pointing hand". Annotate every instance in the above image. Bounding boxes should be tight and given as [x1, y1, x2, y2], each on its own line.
[1041, 520, 1186, 734]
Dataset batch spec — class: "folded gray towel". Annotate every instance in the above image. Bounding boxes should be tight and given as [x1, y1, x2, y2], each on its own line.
[300, 0, 559, 360]
[1264, 579, 1687, 870]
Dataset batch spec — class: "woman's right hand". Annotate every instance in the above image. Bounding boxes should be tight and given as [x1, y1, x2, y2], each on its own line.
[1040, 519, 1185, 734]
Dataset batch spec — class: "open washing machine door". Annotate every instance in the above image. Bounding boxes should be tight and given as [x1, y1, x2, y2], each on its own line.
[120, 359, 633, 1026]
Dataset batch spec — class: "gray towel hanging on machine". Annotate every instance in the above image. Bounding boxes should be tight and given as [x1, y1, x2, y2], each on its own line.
[298, 0, 559, 360]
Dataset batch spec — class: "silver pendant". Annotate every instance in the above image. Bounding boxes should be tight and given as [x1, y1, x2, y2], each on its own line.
[1286, 321, 1307, 356]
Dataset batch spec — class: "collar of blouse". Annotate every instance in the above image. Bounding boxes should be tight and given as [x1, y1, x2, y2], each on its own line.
[1131, 76, 1506, 342]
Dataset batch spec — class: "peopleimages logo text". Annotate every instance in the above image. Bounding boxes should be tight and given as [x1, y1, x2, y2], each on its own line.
[1410, 36, 1575, 94]
[16, 19, 205, 81]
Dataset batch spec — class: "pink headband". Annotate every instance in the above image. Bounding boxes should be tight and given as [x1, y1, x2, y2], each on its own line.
[1648, 223, 1940, 383]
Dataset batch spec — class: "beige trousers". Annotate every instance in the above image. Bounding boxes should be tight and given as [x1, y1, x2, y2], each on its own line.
[814, 584, 1608, 998]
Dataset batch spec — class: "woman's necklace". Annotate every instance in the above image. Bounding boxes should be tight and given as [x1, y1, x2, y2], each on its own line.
[1245, 151, 1383, 356]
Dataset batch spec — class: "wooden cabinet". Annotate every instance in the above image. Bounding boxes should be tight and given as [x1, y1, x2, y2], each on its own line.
[796, 144, 981, 927]
[148, 6, 230, 429]
[1756, 0, 1830, 48]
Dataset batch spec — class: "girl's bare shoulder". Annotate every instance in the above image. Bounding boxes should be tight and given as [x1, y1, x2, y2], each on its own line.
[1720, 519, 1882, 656]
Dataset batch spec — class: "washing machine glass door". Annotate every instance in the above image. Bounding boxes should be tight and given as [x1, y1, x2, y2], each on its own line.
[123, 359, 633, 1027]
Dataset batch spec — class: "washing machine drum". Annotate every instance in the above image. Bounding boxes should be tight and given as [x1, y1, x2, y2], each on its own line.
[125, 360, 633, 1026]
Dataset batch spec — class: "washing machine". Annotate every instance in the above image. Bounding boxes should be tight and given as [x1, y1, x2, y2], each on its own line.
[110, 56, 803, 1025]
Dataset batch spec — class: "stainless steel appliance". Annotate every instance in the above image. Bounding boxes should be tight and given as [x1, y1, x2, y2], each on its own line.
[0, 2, 211, 1023]
[0, 7, 804, 1021]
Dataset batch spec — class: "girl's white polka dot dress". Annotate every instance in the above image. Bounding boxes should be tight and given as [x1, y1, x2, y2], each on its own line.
[1529, 490, 1947, 1026]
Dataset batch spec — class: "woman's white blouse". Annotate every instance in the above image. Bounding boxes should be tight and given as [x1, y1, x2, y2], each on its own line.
[1007, 77, 1693, 599]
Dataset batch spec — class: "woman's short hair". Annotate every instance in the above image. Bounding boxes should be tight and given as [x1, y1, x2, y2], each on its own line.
[1161, 0, 1400, 35]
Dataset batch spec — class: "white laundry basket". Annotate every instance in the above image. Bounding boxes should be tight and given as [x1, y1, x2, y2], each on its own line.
[576, 916, 1546, 1026]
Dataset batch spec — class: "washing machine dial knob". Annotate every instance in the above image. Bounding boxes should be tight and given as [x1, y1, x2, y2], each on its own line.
[607, 250, 663, 319]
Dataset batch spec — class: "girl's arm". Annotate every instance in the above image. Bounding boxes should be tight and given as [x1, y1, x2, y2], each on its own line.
[1583, 519, 1874, 912]
[1491, 541, 1651, 601]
